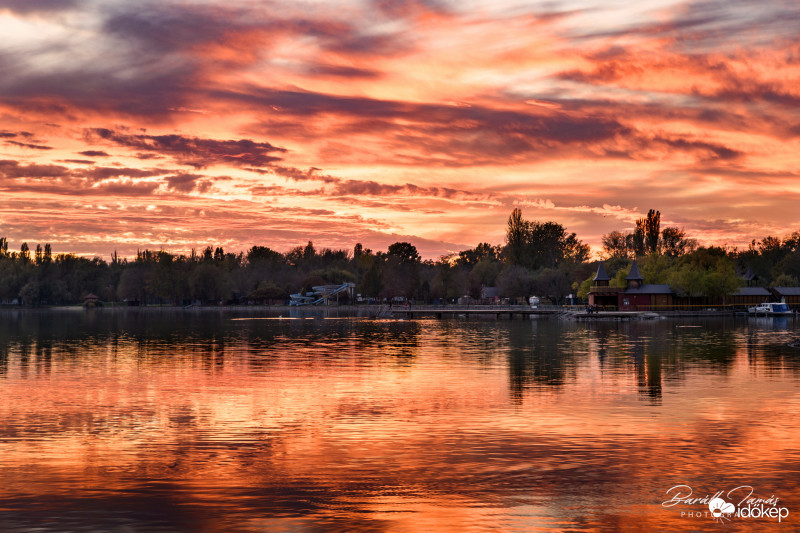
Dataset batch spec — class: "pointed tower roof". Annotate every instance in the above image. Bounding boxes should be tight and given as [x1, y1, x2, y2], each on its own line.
[743, 267, 756, 281]
[593, 262, 610, 281]
[626, 259, 644, 281]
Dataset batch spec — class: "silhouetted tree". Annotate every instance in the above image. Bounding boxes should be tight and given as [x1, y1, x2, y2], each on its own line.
[385, 243, 421, 299]
[661, 227, 697, 257]
[602, 230, 630, 258]
[432, 260, 455, 300]
[387, 242, 421, 264]
[246, 246, 283, 264]
[360, 258, 384, 299]
[497, 265, 533, 299]
[630, 219, 646, 257]
[644, 209, 661, 254]
[505, 208, 528, 266]
[504, 209, 588, 269]
[303, 241, 316, 261]
[117, 265, 148, 303]
[190, 263, 229, 303]
[456, 242, 501, 267]
[19, 281, 40, 306]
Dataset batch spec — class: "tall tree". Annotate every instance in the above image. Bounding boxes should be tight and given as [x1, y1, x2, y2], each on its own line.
[505, 208, 529, 266]
[246, 246, 283, 264]
[504, 209, 588, 269]
[456, 242, 501, 267]
[630, 220, 645, 257]
[644, 209, 661, 254]
[360, 258, 384, 299]
[432, 260, 454, 300]
[782, 232, 800, 253]
[387, 242, 421, 264]
[303, 241, 316, 261]
[528, 221, 567, 269]
[602, 230, 630, 258]
[562, 232, 590, 264]
[385, 242, 421, 298]
[660, 227, 696, 257]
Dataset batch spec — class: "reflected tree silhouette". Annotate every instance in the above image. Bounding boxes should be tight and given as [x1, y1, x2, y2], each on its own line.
[0, 311, 800, 530]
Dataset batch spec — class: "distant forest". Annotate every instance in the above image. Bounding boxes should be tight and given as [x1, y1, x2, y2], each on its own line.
[2, 208, 800, 306]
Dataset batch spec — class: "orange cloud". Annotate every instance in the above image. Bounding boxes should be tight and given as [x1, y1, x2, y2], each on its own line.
[0, 0, 798, 257]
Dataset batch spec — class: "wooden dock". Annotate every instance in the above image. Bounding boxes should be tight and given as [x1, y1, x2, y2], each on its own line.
[387, 306, 662, 320]
[571, 311, 661, 321]
[388, 306, 564, 319]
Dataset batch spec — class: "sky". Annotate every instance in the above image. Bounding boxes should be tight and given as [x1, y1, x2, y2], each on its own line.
[0, 0, 799, 259]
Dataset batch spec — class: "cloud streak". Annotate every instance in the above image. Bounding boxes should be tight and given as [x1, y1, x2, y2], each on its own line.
[86, 129, 287, 168]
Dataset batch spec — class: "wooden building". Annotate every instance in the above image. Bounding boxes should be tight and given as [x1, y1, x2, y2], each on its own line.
[730, 286, 772, 308]
[588, 262, 619, 309]
[770, 287, 800, 308]
[588, 260, 674, 311]
[620, 284, 674, 311]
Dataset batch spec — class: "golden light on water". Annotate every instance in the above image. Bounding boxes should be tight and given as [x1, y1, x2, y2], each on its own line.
[0, 311, 799, 530]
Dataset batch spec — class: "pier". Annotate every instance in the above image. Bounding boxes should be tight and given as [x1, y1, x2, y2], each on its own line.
[571, 310, 661, 321]
[385, 306, 668, 321]
[388, 305, 563, 319]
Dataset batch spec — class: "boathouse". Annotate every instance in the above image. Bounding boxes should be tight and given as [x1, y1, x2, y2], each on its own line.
[730, 286, 772, 307]
[618, 260, 673, 311]
[770, 287, 800, 307]
[587, 262, 618, 309]
[83, 293, 101, 308]
[588, 260, 674, 311]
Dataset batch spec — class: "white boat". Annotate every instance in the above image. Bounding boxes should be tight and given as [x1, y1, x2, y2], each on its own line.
[748, 302, 792, 316]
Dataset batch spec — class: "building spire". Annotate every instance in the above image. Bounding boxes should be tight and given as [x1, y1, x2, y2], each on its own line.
[626, 259, 644, 281]
[593, 262, 610, 282]
[626, 259, 644, 289]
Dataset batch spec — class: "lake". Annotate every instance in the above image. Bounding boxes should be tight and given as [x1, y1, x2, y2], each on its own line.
[1, 309, 799, 531]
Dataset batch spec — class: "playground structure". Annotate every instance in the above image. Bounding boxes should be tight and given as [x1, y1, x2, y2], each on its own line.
[289, 282, 355, 306]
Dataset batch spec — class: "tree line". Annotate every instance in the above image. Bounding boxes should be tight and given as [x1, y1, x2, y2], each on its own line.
[1, 208, 799, 306]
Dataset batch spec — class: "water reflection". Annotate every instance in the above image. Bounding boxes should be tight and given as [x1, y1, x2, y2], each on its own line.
[0, 309, 799, 531]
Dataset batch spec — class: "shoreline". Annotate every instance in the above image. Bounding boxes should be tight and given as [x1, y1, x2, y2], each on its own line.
[0, 304, 795, 320]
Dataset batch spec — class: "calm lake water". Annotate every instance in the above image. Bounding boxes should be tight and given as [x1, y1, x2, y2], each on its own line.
[1, 309, 799, 532]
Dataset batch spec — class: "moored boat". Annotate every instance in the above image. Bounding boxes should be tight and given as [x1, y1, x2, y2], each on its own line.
[748, 302, 792, 316]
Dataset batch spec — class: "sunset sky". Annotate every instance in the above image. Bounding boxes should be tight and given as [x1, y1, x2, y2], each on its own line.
[1, 0, 799, 258]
